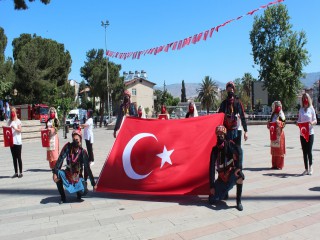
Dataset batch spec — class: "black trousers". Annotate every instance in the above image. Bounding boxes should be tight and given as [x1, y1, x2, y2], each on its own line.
[84, 140, 94, 181]
[300, 134, 314, 169]
[10, 144, 22, 174]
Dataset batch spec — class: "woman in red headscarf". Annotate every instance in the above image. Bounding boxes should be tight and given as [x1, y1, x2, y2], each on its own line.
[267, 101, 286, 170]
[45, 107, 60, 169]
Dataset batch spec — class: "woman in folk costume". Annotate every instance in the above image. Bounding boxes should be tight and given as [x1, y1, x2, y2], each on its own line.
[297, 93, 317, 175]
[45, 107, 60, 169]
[185, 101, 199, 118]
[113, 90, 138, 138]
[267, 101, 286, 170]
[138, 105, 146, 118]
[52, 129, 96, 204]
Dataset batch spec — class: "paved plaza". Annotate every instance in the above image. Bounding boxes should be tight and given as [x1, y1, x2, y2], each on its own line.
[0, 123, 320, 240]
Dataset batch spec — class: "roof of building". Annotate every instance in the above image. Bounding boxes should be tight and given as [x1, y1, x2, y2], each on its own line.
[125, 77, 156, 87]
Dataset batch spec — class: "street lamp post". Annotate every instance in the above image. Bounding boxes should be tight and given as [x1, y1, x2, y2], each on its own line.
[101, 20, 111, 123]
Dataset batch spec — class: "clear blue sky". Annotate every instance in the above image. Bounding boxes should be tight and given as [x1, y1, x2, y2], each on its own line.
[1, 0, 319, 87]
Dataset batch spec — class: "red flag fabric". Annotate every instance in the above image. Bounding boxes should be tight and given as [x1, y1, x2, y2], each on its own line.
[41, 129, 50, 147]
[158, 114, 168, 120]
[298, 122, 310, 142]
[2, 126, 13, 147]
[269, 122, 277, 141]
[96, 114, 224, 195]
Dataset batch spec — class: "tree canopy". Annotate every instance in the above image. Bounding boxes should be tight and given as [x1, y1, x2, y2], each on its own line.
[250, 4, 309, 109]
[10, 0, 51, 10]
[12, 33, 72, 104]
[197, 76, 218, 113]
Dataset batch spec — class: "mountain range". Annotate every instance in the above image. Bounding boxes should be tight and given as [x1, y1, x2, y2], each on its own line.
[157, 72, 320, 99]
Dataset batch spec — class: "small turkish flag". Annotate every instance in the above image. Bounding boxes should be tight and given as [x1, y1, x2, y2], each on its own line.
[2, 126, 13, 147]
[269, 122, 277, 141]
[96, 113, 224, 195]
[298, 122, 309, 142]
[41, 129, 50, 147]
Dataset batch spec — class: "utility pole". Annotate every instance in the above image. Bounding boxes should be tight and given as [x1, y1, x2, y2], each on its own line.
[101, 20, 111, 123]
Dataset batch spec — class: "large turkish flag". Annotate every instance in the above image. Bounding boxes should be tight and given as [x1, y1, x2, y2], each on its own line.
[96, 113, 224, 195]
[2, 126, 13, 147]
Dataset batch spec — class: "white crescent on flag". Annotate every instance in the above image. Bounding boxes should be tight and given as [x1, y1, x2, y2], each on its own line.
[122, 133, 158, 180]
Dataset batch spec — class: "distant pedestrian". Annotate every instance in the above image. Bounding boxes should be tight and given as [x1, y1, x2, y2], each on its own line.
[267, 101, 286, 170]
[138, 105, 146, 118]
[4, 100, 10, 120]
[0, 99, 3, 121]
[7, 107, 23, 178]
[297, 93, 317, 175]
[94, 116, 98, 128]
[45, 107, 60, 169]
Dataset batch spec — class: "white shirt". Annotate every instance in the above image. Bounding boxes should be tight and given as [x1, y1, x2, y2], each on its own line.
[298, 106, 317, 135]
[8, 119, 22, 145]
[84, 118, 94, 143]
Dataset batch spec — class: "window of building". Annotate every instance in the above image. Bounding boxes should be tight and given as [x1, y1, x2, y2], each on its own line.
[132, 88, 137, 96]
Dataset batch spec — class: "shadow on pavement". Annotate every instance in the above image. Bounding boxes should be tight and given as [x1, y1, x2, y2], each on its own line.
[263, 173, 302, 178]
[25, 168, 52, 172]
[0, 176, 11, 179]
[309, 186, 320, 192]
[40, 196, 84, 204]
[244, 167, 272, 171]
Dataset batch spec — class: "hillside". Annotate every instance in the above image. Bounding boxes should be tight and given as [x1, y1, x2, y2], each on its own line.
[159, 72, 320, 99]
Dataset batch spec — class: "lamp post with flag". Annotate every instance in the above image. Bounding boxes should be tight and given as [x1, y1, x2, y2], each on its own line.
[101, 20, 111, 124]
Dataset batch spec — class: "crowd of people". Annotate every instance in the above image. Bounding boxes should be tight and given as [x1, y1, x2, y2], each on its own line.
[2, 82, 318, 210]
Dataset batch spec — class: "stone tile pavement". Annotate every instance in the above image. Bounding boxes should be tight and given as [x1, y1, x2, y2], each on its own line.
[0, 123, 320, 239]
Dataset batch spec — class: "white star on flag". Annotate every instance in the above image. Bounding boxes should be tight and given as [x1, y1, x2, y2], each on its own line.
[157, 146, 174, 168]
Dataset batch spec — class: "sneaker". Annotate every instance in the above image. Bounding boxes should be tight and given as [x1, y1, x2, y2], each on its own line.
[90, 161, 95, 166]
[309, 166, 313, 175]
[18, 173, 23, 178]
[302, 169, 308, 175]
[11, 173, 18, 178]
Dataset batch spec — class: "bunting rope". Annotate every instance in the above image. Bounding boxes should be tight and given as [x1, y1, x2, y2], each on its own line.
[106, 0, 284, 60]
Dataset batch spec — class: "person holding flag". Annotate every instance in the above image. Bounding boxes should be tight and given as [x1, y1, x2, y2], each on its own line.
[297, 93, 317, 175]
[209, 125, 244, 211]
[45, 107, 60, 169]
[267, 101, 286, 170]
[7, 107, 23, 178]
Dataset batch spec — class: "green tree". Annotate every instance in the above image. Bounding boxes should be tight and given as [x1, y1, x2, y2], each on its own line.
[10, 0, 51, 10]
[12, 34, 71, 105]
[181, 80, 187, 102]
[80, 49, 122, 126]
[0, 27, 15, 99]
[197, 76, 218, 113]
[250, 4, 309, 109]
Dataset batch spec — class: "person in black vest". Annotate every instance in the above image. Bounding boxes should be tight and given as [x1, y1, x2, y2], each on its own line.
[218, 81, 248, 146]
[209, 125, 245, 211]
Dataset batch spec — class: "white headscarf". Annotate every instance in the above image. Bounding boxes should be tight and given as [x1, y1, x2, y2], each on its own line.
[138, 105, 146, 118]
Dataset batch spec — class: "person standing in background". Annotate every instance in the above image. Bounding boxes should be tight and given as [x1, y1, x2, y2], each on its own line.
[185, 101, 198, 118]
[297, 93, 317, 175]
[81, 109, 94, 166]
[8, 107, 23, 178]
[45, 107, 60, 169]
